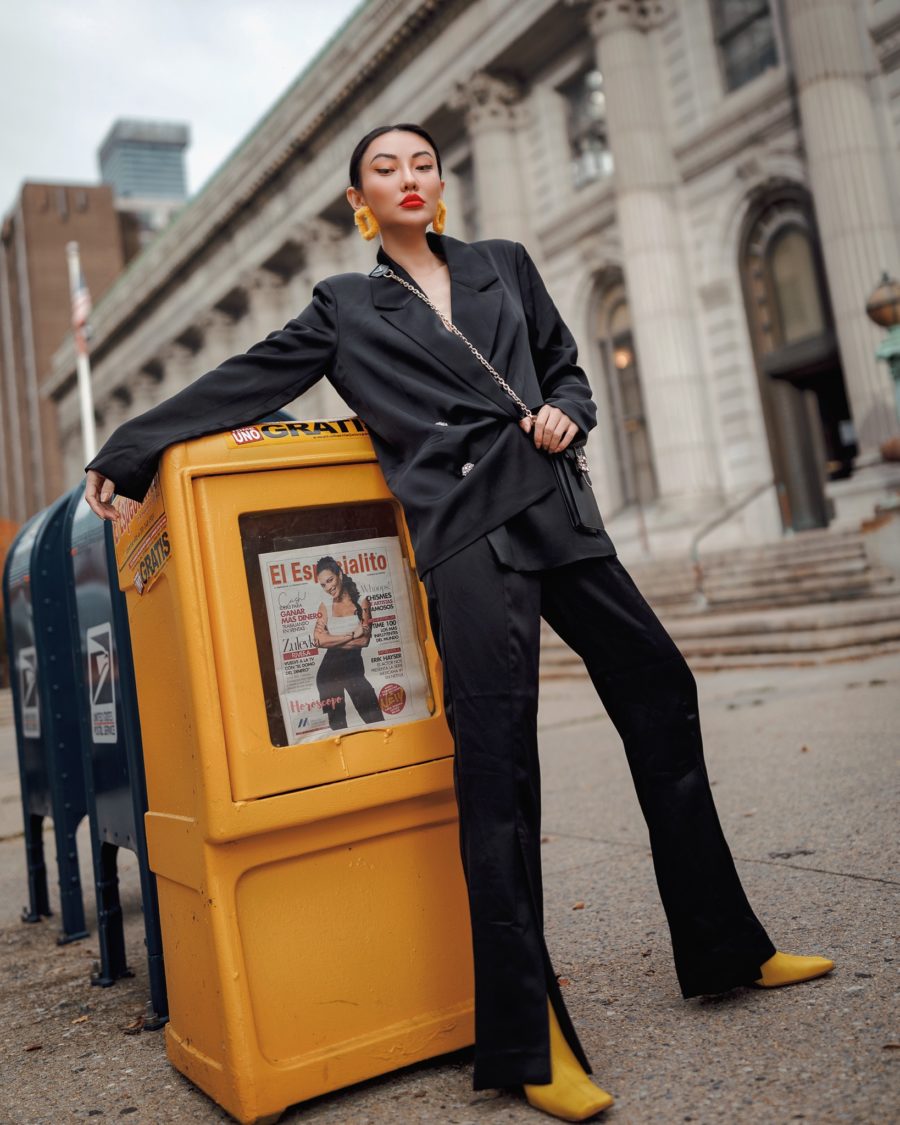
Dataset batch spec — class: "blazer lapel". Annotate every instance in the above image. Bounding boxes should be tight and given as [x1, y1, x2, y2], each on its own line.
[369, 231, 519, 418]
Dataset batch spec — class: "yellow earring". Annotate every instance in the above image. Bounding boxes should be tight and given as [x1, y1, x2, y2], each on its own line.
[433, 198, 447, 234]
[354, 204, 380, 241]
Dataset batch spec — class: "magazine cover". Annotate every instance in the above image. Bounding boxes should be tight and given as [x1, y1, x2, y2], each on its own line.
[257, 535, 430, 744]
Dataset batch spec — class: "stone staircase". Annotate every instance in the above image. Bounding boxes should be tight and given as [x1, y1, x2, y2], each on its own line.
[540, 527, 900, 674]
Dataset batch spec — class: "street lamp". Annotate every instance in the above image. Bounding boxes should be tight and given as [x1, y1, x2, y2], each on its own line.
[866, 270, 900, 425]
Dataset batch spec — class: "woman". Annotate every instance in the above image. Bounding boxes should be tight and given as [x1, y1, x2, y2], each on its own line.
[312, 554, 384, 730]
[84, 123, 834, 1122]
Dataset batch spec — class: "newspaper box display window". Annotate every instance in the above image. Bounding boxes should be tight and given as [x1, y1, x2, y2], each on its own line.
[192, 467, 443, 802]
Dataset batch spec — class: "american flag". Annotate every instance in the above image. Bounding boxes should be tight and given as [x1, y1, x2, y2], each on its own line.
[71, 263, 92, 357]
[71, 264, 92, 330]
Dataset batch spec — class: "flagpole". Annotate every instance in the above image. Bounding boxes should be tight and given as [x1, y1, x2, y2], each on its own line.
[65, 241, 97, 463]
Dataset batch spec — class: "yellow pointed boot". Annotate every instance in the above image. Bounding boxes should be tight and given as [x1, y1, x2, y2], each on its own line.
[523, 997, 614, 1122]
[754, 950, 835, 987]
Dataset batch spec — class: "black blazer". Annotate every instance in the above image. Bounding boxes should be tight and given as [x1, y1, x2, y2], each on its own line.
[85, 231, 599, 577]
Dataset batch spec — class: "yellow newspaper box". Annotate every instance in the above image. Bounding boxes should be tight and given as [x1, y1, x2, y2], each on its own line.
[112, 416, 472, 1124]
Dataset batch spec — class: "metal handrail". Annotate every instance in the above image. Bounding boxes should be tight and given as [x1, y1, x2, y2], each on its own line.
[689, 478, 777, 607]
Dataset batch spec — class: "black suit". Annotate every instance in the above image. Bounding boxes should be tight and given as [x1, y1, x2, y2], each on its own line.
[85, 230, 776, 1090]
[86, 232, 604, 579]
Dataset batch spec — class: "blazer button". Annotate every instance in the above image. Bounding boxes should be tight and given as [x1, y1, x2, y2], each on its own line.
[460, 461, 475, 477]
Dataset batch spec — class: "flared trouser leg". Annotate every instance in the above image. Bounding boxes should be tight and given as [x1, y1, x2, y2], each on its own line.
[539, 554, 777, 998]
[423, 534, 591, 1090]
[422, 541, 777, 1091]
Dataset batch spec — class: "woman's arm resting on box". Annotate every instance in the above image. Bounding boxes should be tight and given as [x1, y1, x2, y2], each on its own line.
[83, 280, 339, 520]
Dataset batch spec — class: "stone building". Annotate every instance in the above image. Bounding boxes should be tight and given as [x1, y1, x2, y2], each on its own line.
[45, 0, 900, 558]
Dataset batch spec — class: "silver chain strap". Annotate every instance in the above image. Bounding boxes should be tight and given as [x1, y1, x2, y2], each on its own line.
[379, 265, 591, 478]
[380, 266, 534, 421]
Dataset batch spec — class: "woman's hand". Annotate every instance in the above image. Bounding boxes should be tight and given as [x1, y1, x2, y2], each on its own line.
[519, 404, 578, 453]
[84, 469, 123, 523]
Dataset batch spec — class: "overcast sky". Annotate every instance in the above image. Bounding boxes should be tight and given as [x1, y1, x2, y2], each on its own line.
[0, 0, 365, 217]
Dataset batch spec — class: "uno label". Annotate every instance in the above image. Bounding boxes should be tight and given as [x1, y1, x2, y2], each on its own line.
[225, 416, 367, 448]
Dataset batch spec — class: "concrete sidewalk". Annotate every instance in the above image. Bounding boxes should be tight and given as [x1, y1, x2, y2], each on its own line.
[0, 652, 897, 1124]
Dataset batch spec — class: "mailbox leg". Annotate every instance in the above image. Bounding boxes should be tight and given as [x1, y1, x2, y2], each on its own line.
[136, 866, 168, 1028]
[52, 815, 88, 944]
[21, 813, 52, 923]
[91, 843, 133, 985]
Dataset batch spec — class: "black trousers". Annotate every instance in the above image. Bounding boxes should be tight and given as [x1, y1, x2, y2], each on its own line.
[422, 536, 776, 1090]
[315, 646, 384, 729]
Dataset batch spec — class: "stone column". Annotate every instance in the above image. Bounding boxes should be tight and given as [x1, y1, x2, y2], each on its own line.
[300, 218, 346, 289]
[785, 0, 900, 451]
[237, 270, 291, 352]
[288, 219, 352, 419]
[158, 342, 198, 397]
[196, 307, 243, 376]
[450, 71, 533, 243]
[96, 387, 132, 449]
[585, 0, 722, 509]
[127, 364, 166, 416]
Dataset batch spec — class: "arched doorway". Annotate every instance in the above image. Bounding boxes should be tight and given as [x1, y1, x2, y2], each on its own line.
[739, 186, 856, 531]
[595, 280, 658, 509]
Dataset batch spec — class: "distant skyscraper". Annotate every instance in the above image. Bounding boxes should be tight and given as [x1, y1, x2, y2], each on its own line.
[98, 119, 189, 199]
[98, 119, 190, 251]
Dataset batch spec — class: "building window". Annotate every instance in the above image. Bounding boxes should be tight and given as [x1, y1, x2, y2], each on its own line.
[559, 67, 613, 189]
[596, 288, 657, 507]
[711, 0, 778, 92]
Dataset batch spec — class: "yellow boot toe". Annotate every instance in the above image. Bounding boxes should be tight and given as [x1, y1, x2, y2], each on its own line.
[523, 998, 614, 1121]
[754, 950, 835, 988]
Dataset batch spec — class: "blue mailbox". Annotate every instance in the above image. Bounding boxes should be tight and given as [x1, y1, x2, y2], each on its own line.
[3, 496, 90, 943]
[64, 478, 168, 1027]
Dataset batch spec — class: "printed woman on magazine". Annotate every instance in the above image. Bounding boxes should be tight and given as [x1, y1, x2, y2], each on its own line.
[312, 554, 383, 731]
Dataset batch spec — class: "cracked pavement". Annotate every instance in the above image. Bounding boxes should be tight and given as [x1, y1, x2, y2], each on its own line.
[0, 650, 897, 1124]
